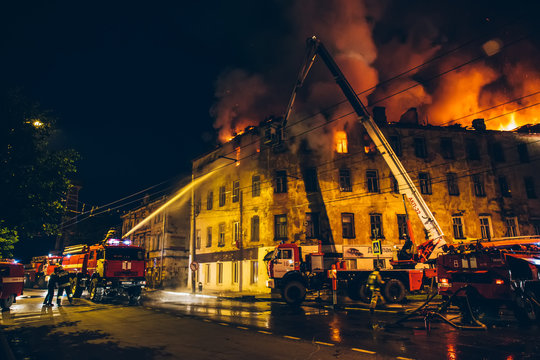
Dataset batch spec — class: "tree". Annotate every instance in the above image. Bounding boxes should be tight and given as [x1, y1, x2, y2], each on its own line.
[0, 89, 79, 258]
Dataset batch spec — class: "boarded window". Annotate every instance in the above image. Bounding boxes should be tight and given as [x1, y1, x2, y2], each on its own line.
[251, 215, 260, 242]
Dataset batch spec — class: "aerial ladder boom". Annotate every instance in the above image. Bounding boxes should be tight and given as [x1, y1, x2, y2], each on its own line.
[284, 36, 445, 260]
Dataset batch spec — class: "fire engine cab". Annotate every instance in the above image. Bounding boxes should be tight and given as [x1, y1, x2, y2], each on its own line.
[62, 238, 146, 304]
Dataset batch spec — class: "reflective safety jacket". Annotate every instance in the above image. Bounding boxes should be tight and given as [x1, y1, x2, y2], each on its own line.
[367, 270, 384, 291]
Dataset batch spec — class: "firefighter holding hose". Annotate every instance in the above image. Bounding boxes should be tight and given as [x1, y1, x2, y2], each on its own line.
[55, 266, 73, 306]
[368, 266, 385, 313]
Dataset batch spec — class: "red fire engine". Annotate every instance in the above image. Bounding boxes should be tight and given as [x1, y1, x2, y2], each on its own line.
[62, 238, 146, 304]
[0, 259, 24, 310]
[24, 255, 62, 288]
[437, 236, 540, 323]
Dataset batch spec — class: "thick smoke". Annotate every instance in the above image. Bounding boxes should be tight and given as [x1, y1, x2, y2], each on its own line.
[211, 0, 540, 143]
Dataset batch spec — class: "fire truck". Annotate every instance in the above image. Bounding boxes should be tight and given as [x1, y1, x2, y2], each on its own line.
[0, 259, 24, 310]
[437, 236, 540, 323]
[62, 238, 146, 304]
[266, 36, 446, 306]
[24, 255, 62, 288]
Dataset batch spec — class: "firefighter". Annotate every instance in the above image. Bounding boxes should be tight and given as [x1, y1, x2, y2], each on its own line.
[42, 269, 58, 306]
[367, 266, 385, 313]
[397, 235, 416, 261]
[55, 266, 73, 306]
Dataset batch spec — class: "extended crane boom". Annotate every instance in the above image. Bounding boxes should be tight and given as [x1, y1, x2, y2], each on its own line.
[284, 36, 445, 260]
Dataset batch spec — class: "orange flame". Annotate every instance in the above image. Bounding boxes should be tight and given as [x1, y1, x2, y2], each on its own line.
[335, 131, 348, 153]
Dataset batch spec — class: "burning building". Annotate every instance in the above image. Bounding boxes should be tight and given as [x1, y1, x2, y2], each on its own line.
[191, 111, 540, 294]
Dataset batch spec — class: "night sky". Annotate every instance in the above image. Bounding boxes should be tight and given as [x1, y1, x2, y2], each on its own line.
[2, 1, 539, 209]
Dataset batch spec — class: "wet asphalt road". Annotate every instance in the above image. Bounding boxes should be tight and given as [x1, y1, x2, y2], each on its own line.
[1, 289, 539, 359]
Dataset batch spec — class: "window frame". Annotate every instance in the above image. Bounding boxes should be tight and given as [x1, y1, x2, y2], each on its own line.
[219, 185, 226, 207]
[251, 215, 260, 242]
[472, 174, 486, 197]
[370, 213, 384, 239]
[252, 175, 261, 197]
[366, 169, 380, 193]
[414, 137, 427, 158]
[452, 216, 465, 239]
[232, 180, 240, 203]
[440, 137, 455, 159]
[397, 214, 408, 240]
[275, 170, 288, 193]
[305, 212, 320, 239]
[446, 172, 460, 196]
[206, 226, 212, 248]
[419, 172, 432, 195]
[218, 222, 225, 247]
[206, 190, 213, 210]
[339, 168, 352, 192]
[274, 214, 288, 241]
[341, 213, 355, 239]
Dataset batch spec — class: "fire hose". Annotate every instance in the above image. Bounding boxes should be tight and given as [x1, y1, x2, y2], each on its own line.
[384, 285, 487, 331]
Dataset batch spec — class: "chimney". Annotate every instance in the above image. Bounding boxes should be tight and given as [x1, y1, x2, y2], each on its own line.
[399, 108, 418, 125]
[373, 106, 387, 125]
[472, 118, 486, 131]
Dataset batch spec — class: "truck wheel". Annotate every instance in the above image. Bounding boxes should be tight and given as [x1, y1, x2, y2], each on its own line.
[0, 294, 15, 310]
[513, 295, 538, 323]
[281, 281, 306, 306]
[359, 283, 372, 303]
[89, 279, 101, 302]
[384, 279, 406, 303]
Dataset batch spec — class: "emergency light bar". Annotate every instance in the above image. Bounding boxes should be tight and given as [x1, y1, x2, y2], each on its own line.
[107, 238, 132, 246]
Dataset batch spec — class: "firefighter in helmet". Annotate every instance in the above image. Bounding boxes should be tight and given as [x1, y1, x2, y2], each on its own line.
[367, 266, 385, 313]
[55, 266, 73, 306]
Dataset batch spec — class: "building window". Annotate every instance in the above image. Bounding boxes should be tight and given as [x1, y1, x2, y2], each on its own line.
[274, 214, 287, 240]
[252, 175, 261, 197]
[250, 260, 259, 284]
[390, 175, 399, 193]
[414, 137, 427, 158]
[217, 263, 223, 284]
[489, 142, 505, 163]
[341, 213, 355, 238]
[219, 185, 226, 207]
[505, 217, 519, 237]
[370, 214, 383, 239]
[205, 264, 211, 284]
[339, 169, 352, 192]
[196, 229, 201, 249]
[472, 174, 486, 197]
[303, 167, 318, 193]
[251, 215, 260, 242]
[206, 190, 213, 210]
[440, 137, 455, 159]
[452, 216, 465, 239]
[233, 221, 240, 247]
[336, 131, 348, 153]
[419, 172, 432, 195]
[397, 214, 408, 239]
[194, 197, 201, 216]
[366, 170, 379, 193]
[466, 139, 480, 160]
[479, 216, 492, 240]
[525, 177, 537, 199]
[446, 173, 459, 196]
[232, 180, 240, 203]
[206, 227, 212, 247]
[218, 223, 225, 247]
[517, 143, 530, 163]
[275, 170, 288, 193]
[232, 261, 239, 284]
[389, 135, 402, 156]
[305, 212, 320, 239]
[498, 176, 511, 197]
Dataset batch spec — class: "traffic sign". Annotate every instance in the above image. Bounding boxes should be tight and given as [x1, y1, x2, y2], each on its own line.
[190, 261, 199, 272]
[372, 240, 381, 255]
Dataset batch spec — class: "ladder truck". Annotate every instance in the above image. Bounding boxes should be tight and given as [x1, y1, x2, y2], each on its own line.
[266, 36, 446, 306]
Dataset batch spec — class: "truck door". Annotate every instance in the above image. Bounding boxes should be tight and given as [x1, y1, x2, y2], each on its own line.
[273, 249, 295, 278]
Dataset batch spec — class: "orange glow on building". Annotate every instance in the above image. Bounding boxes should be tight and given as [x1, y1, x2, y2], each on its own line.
[235, 147, 241, 166]
[335, 131, 348, 153]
